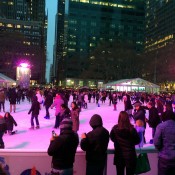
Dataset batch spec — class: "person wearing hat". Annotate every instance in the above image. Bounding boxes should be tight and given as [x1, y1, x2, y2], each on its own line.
[80, 114, 109, 175]
[133, 102, 146, 143]
[47, 118, 79, 175]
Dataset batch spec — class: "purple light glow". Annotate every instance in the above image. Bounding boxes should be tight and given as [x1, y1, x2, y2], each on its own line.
[20, 63, 29, 68]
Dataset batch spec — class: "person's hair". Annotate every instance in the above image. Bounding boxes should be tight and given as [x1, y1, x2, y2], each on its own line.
[4, 112, 11, 118]
[161, 110, 175, 122]
[71, 102, 78, 109]
[118, 111, 133, 130]
[61, 103, 67, 109]
[135, 119, 144, 127]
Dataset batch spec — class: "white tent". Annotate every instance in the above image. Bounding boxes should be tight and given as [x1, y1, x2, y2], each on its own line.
[0, 73, 16, 88]
[105, 78, 160, 93]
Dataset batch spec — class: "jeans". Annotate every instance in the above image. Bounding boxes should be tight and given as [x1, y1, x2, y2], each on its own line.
[158, 157, 175, 175]
[31, 115, 39, 126]
[51, 168, 73, 175]
[45, 106, 50, 117]
[10, 104, 16, 112]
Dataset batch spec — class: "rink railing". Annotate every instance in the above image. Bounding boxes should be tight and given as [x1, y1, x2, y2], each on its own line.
[0, 147, 158, 175]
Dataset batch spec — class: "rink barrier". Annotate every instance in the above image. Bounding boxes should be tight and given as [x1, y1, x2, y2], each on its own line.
[0, 147, 158, 175]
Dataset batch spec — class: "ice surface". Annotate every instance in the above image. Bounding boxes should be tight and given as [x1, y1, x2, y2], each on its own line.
[1, 96, 153, 151]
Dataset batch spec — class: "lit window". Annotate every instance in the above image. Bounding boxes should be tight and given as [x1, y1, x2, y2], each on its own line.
[16, 25, 21, 28]
[8, 2, 13, 5]
[7, 24, 13, 28]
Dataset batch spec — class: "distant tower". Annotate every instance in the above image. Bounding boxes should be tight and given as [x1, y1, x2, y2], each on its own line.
[0, 0, 47, 83]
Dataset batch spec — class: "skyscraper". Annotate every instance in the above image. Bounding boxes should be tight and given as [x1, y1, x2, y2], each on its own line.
[54, 0, 145, 85]
[0, 0, 47, 83]
[145, 0, 175, 83]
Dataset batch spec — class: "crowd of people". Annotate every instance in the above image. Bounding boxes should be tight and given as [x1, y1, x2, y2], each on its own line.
[0, 86, 175, 175]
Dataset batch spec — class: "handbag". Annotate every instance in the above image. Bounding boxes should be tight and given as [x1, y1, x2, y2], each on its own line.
[135, 153, 151, 174]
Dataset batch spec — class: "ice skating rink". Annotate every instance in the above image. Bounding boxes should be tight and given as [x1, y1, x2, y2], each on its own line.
[1, 96, 153, 151]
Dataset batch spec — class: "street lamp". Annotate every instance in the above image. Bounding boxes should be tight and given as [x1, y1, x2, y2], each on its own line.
[16, 62, 31, 88]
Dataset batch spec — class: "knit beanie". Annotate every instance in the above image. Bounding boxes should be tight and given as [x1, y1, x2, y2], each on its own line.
[89, 114, 103, 128]
[60, 118, 73, 130]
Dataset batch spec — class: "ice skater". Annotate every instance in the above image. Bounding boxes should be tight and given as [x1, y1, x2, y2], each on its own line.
[28, 95, 40, 129]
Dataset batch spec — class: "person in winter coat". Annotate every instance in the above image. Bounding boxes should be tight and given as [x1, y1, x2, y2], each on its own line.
[113, 93, 118, 111]
[110, 111, 140, 175]
[28, 95, 40, 129]
[124, 94, 133, 117]
[47, 118, 79, 175]
[54, 104, 70, 129]
[51, 94, 64, 117]
[145, 101, 161, 143]
[4, 112, 17, 135]
[80, 114, 109, 175]
[8, 87, 17, 113]
[0, 89, 5, 112]
[44, 92, 53, 119]
[133, 102, 146, 143]
[0, 115, 7, 149]
[70, 102, 80, 132]
[154, 110, 175, 175]
[51, 94, 64, 128]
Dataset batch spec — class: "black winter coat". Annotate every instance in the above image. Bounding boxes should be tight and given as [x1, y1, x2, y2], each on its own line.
[133, 107, 146, 128]
[110, 125, 140, 167]
[4, 115, 17, 131]
[47, 130, 79, 169]
[44, 93, 53, 107]
[28, 96, 40, 115]
[80, 126, 109, 165]
[9, 89, 17, 104]
[148, 107, 161, 128]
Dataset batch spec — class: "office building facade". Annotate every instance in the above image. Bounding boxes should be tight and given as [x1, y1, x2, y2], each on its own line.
[54, 0, 145, 85]
[145, 0, 175, 83]
[0, 0, 47, 83]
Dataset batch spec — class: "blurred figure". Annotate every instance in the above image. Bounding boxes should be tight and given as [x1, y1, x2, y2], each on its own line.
[135, 119, 145, 148]
[9, 87, 17, 113]
[154, 110, 175, 175]
[0, 115, 7, 149]
[80, 114, 109, 175]
[43, 91, 53, 119]
[70, 102, 80, 133]
[54, 104, 70, 129]
[146, 101, 161, 143]
[124, 93, 133, 118]
[110, 111, 140, 175]
[28, 96, 40, 129]
[4, 112, 17, 135]
[51, 93, 64, 129]
[47, 118, 79, 175]
[0, 89, 5, 112]
[113, 93, 118, 111]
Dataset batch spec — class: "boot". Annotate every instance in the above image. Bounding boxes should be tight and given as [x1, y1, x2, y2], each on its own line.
[29, 126, 34, 130]
[36, 126, 40, 129]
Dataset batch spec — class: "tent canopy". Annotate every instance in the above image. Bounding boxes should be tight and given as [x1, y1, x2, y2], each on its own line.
[0, 73, 16, 88]
[105, 78, 160, 93]
[0, 73, 16, 83]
